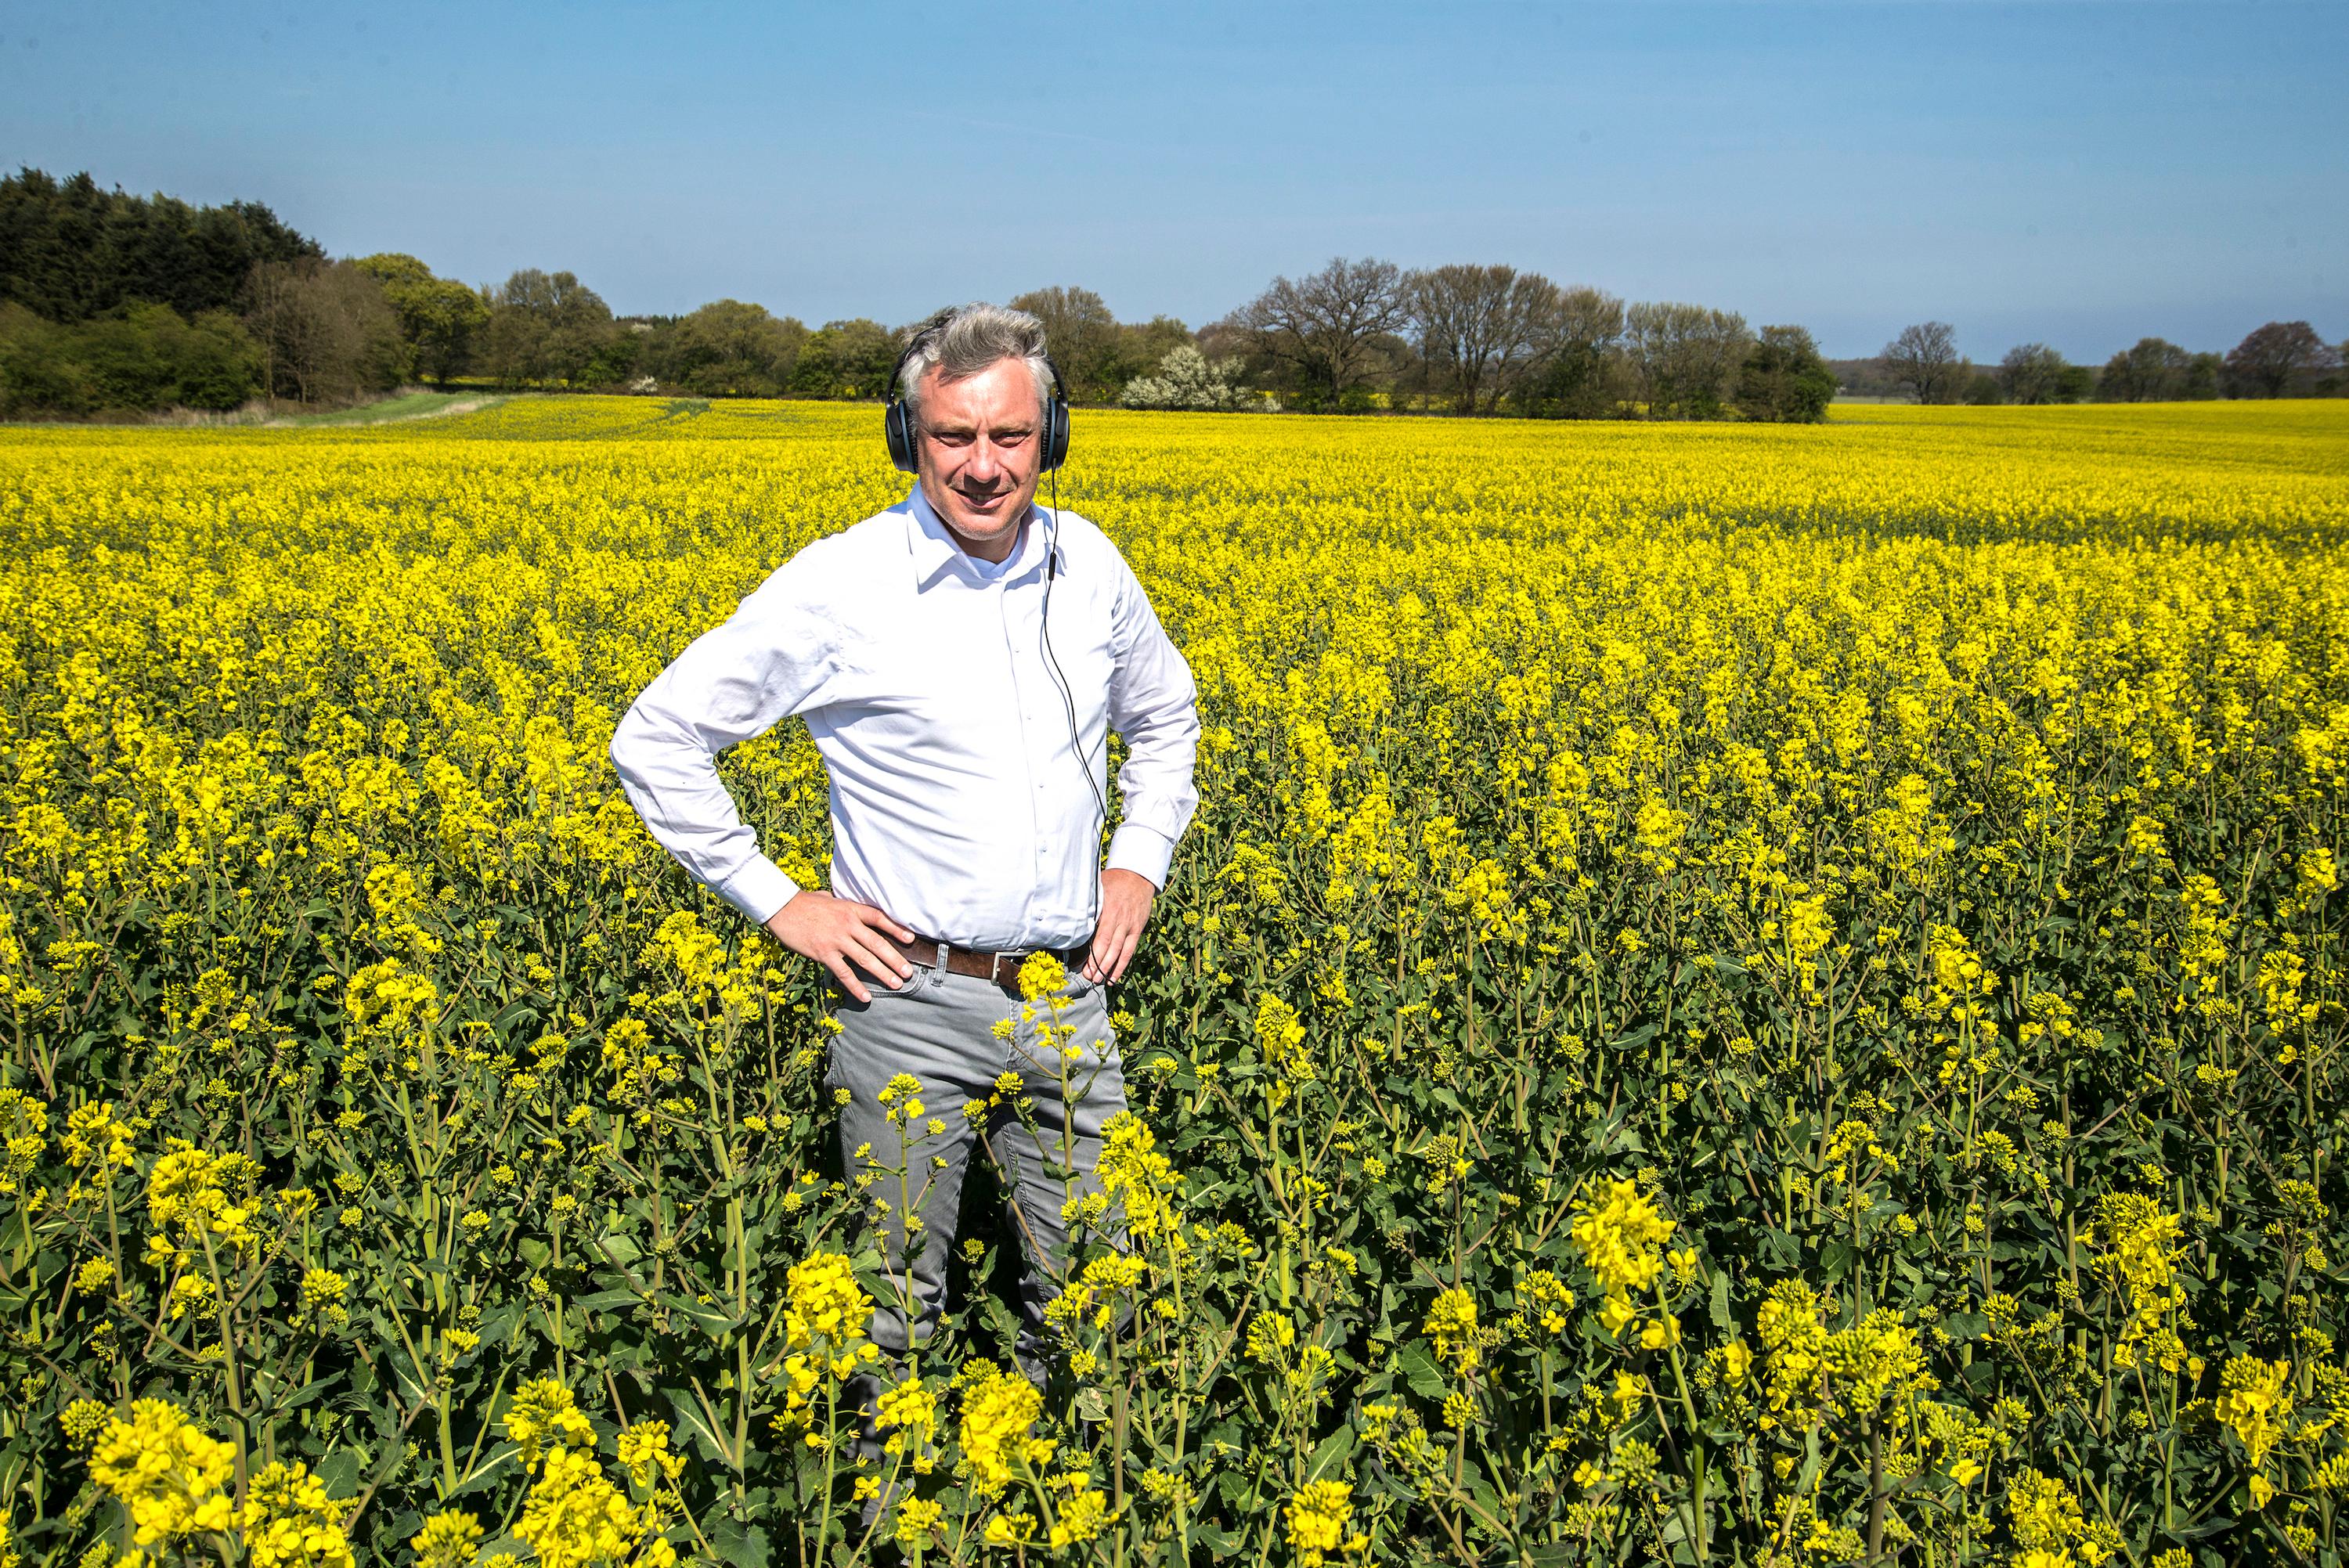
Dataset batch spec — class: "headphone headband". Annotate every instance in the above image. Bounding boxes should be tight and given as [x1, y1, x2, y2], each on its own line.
[884, 312, 1069, 474]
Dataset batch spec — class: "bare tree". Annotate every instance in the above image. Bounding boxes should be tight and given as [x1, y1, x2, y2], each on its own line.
[1408, 264, 1564, 414]
[1227, 256, 1409, 410]
[1514, 286, 1625, 418]
[1009, 286, 1119, 402]
[1882, 321, 1965, 404]
[2224, 320, 2331, 398]
[1624, 301, 1752, 418]
[244, 258, 406, 405]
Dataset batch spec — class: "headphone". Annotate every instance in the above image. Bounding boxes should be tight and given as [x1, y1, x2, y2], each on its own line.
[884, 315, 1071, 474]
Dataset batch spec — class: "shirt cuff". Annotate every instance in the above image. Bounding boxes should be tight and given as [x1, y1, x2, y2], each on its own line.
[1105, 824, 1176, 889]
[718, 856, 801, 927]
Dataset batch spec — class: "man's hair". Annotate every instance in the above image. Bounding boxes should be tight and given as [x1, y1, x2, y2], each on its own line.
[896, 302, 1054, 426]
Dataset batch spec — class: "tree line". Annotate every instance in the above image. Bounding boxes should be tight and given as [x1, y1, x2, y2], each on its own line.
[1864, 317, 2346, 404]
[2, 171, 2341, 420]
[1186, 257, 1837, 420]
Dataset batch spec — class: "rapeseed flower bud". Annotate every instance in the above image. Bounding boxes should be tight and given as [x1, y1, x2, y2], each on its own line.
[515, 1445, 673, 1568]
[2214, 1354, 2293, 1470]
[1016, 951, 1067, 1004]
[88, 1400, 236, 1548]
[1423, 1287, 1480, 1378]
[615, 1421, 683, 1491]
[504, 1379, 596, 1466]
[958, 1361, 1052, 1494]
[781, 1251, 877, 1394]
[1571, 1179, 1674, 1339]
[60, 1100, 134, 1170]
[1284, 1480, 1355, 1568]
[894, 1496, 944, 1550]
[237, 1458, 355, 1568]
[409, 1511, 485, 1568]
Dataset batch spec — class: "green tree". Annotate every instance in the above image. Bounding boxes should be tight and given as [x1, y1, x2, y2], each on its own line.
[0, 304, 92, 413]
[0, 299, 260, 415]
[1734, 324, 1837, 423]
[355, 254, 489, 387]
[0, 168, 319, 323]
[665, 300, 809, 396]
[2181, 351, 2224, 399]
[1996, 342, 2075, 405]
[2096, 337, 2190, 402]
[790, 319, 897, 398]
[1102, 316, 1195, 396]
[483, 269, 618, 388]
[1009, 287, 1120, 402]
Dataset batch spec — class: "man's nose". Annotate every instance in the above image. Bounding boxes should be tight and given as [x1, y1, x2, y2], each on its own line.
[964, 436, 1004, 481]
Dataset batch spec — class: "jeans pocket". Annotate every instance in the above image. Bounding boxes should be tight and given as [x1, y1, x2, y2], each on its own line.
[838, 957, 926, 1000]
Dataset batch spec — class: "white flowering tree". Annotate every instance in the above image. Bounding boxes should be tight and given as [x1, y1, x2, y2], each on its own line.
[1119, 345, 1262, 412]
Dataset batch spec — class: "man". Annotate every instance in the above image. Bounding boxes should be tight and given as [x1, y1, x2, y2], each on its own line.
[609, 301, 1199, 1376]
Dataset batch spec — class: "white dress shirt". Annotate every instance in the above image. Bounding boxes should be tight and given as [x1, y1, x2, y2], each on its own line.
[609, 488, 1200, 952]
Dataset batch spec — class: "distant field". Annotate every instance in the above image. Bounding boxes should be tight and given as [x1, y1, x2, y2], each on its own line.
[2, 399, 2345, 1566]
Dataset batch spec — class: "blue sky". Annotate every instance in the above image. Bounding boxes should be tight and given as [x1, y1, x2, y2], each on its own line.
[3, 1, 2341, 361]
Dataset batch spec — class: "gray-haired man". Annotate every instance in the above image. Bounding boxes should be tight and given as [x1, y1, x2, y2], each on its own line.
[610, 302, 1200, 1371]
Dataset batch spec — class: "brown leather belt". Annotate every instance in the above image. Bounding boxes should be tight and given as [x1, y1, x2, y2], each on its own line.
[877, 932, 1092, 993]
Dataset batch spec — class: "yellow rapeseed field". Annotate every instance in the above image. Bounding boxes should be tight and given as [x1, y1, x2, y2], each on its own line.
[1, 396, 2344, 1567]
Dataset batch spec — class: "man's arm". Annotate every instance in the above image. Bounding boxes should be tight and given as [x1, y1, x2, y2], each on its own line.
[1085, 561, 1200, 984]
[610, 568, 915, 1001]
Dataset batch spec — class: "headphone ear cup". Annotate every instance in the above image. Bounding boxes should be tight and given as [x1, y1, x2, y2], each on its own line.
[1046, 395, 1070, 471]
[886, 401, 917, 474]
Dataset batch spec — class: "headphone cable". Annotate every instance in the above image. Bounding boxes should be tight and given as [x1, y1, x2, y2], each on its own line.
[1038, 462, 1110, 941]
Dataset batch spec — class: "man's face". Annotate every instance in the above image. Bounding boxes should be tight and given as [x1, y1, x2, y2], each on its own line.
[914, 357, 1046, 560]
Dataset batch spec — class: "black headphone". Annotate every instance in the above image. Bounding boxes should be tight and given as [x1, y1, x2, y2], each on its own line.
[884, 313, 1070, 474]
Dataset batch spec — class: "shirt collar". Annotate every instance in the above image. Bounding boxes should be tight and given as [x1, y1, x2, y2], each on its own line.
[905, 485, 1047, 588]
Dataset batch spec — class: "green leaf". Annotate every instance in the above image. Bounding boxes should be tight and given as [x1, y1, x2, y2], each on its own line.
[315, 1447, 363, 1496]
[709, 1523, 771, 1568]
[1304, 1422, 1357, 1481]
[1397, 1342, 1447, 1401]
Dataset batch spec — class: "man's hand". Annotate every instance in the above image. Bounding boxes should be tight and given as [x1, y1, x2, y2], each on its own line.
[1084, 869, 1157, 986]
[765, 890, 915, 1004]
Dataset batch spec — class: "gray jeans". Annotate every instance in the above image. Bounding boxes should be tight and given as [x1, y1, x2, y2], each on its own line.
[826, 956, 1127, 1368]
